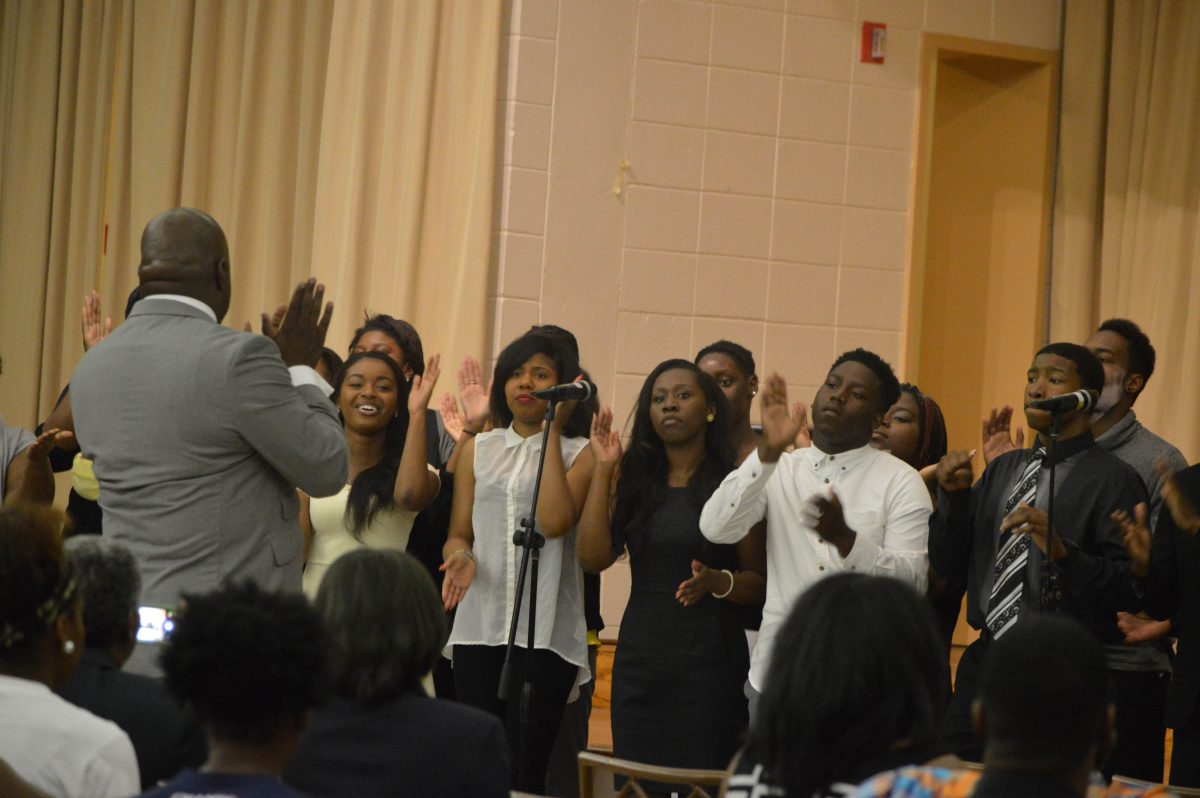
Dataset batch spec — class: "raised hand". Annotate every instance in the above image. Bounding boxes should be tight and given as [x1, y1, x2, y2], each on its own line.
[271, 280, 333, 368]
[408, 355, 442, 415]
[936, 450, 975, 493]
[457, 356, 491, 432]
[792, 400, 812, 449]
[439, 549, 476, 610]
[981, 406, 1023, 465]
[757, 373, 803, 463]
[439, 393, 465, 443]
[81, 291, 112, 351]
[1112, 502, 1151, 577]
[590, 408, 623, 464]
[1157, 460, 1200, 536]
[676, 560, 728, 607]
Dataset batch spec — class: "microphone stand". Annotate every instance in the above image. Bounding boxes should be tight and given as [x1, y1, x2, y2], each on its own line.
[1039, 411, 1063, 612]
[497, 398, 556, 792]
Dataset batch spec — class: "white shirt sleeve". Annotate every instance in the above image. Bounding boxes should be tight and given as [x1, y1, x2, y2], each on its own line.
[289, 364, 334, 396]
[81, 732, 140, 798]
[700, 448, 776, 544]
[842, 466, 932, 591]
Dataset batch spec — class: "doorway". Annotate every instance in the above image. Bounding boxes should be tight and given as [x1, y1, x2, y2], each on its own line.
[904, 34, 1059, 645]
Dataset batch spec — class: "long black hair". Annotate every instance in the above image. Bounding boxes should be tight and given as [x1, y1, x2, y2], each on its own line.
[744, 573, 948, 798]
[611, 359, 735, 556]
[488, 331, 584, 436]
[334, 351, 411, 537]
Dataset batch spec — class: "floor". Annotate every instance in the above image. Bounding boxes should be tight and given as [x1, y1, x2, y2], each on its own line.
[586, 643, 1174, 782]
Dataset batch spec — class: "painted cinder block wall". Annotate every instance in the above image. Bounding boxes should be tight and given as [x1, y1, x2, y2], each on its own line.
[489, 0, 1061, 637]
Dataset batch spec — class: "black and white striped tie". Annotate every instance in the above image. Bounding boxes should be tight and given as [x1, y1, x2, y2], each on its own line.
[985, 447, 1045, 639]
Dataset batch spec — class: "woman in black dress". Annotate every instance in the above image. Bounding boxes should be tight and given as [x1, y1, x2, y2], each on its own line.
[578, 359, 766, 779]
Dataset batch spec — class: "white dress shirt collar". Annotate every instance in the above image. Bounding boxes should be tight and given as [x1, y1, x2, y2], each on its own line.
[503, 424, 543, 449]
[801, 440, 876, 472]
[140, 293, 218, 322]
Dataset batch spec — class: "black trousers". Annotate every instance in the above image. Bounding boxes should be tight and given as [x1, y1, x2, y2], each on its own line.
[453, 644, 578, 795]
[939, 636, 987, 762]
[1106, 669, 1168, 782]
[1171, 711, 1200, 787]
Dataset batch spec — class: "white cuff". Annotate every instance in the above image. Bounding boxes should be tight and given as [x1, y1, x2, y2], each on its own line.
[289, 365, 333, 397]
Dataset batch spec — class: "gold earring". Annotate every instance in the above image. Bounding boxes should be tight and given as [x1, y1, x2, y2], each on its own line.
[706, 412, 715, 422]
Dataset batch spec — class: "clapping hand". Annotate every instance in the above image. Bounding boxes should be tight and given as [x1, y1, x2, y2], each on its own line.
[408, 355, 441, 415]
[457, 357, 491, 433]
[1112, 502, 1151, 578]
[757, 373, 805, 463]
[28, 428, 74, 460]
[1002, 502, 1066, 561]
[981, 406, 1023, 465]
[1157, 460, 1200, 536]
[676, 560, 729, 607]
[81, 291, 112, 351]
[802, 487, 855, 556]
[270, 279, 333, 368]
[590, 408, 622, 465]
[792, 401, 812, 449]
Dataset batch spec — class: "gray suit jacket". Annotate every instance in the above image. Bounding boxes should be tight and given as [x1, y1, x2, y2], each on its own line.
[70, 298, 348, 609]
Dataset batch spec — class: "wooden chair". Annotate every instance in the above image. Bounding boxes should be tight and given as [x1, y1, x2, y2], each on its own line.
[578, 751, 726, 798]
[1110, 774, 1200, 797]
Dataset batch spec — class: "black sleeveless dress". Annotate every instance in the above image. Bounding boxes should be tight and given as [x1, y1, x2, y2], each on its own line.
[611, 487, 750, 771]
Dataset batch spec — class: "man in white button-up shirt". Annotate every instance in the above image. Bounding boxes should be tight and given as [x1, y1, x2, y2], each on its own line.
[700, 349, 932, 711]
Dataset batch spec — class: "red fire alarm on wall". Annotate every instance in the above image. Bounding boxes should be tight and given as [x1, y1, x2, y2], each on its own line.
[861, 21, 886, 63]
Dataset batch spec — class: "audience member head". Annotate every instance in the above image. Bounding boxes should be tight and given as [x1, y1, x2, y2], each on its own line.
[531, 323, 594, 439]
[137, 208, 231, 322]
[489, 331, 581, 434]
[747, 573, 947, 798]
[612, 360, 734, 555]
[63, 537, 140, 666]
[811, 348, 901, 453]
[0, 505, 83, 689]
[333, 351, 411, 537]
[315, 347, 344, 385]
[695, 340, 759, 430]
[159, 581, 328, 761]
[1086, 319, 1156, 415]
[348, 313, 424, 380]
[975, 616, 1113, 785]
[871, 384, 948, 470]
[315, 550, 446, 704]
[1026, 343, 1104, 438]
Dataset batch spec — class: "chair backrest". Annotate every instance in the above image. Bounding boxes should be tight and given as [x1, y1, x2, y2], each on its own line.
[578, 751, 726, 798]
[1111, 774, 1200, 797]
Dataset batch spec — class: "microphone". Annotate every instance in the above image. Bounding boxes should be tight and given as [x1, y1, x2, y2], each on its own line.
[529, 380, 595, 402]
[1028, 390, 1097, 414]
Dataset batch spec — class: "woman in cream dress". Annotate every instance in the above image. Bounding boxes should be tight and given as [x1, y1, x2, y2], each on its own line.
[301, 351, 441, 597]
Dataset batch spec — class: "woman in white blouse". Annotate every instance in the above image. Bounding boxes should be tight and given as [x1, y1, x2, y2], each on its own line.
[0, 504, 139, 798]
[441, 331, 595, 795]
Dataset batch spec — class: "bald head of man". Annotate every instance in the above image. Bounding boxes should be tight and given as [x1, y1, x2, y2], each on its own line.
[137, 208, 232, 322]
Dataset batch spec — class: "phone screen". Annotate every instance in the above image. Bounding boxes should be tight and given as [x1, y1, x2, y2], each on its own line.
[136, 606, 176, 644]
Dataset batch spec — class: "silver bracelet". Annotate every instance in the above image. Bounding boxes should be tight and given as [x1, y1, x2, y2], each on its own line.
[711, 569, 735, 599]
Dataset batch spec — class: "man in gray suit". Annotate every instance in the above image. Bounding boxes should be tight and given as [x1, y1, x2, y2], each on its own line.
[70, 208, 348, 672]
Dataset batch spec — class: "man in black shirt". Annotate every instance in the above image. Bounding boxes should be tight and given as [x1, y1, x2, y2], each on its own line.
[929, 343, 1146, 762]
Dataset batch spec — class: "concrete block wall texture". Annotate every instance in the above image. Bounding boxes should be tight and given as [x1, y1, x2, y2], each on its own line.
[490, 0, 1061, 635]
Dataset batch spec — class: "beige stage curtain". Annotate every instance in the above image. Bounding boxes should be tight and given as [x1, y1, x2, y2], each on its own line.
[0, 0, 500, 429]
[1052, 0, 1200, 462]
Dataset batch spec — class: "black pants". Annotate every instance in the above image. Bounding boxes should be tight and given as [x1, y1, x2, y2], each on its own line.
[453, 644, 578, 795]
[1106, 669, 1168, 782]
[939, 636, 987, 762]
[1171, 712, 1200, 787]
